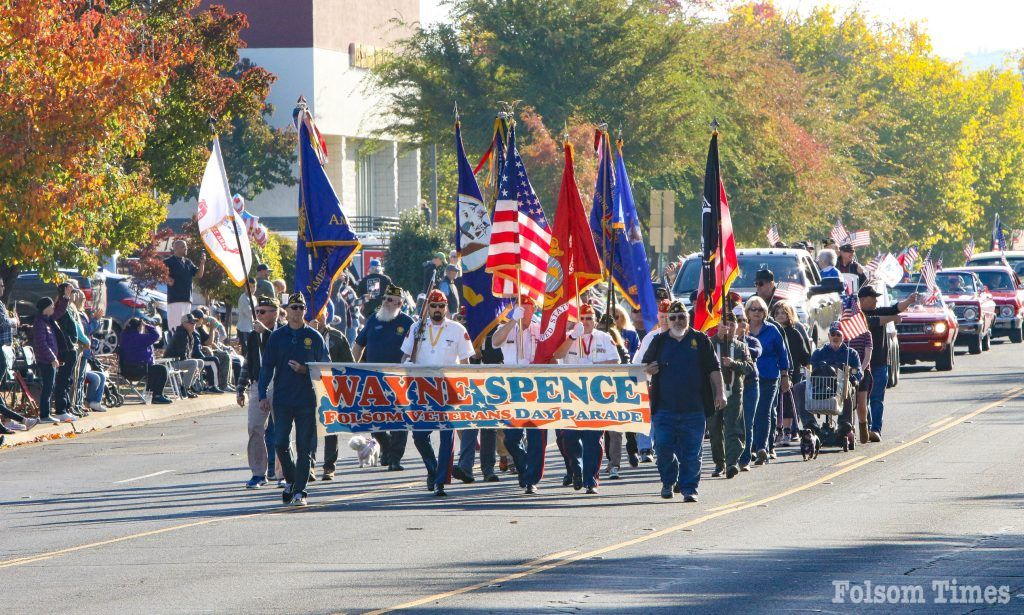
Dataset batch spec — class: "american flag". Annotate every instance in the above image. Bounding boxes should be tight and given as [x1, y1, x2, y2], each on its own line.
[838, 292, 869, 341]
[921, 254, 937, 292]
[963, 238, 974, 261]
[847, 230, 871, 247]
[830, 218, 850, 245]
[766, 223, 781, 246]
[992, 214, 1007, 252]
[899, 246, 919, 272]
[485, 126, 551, 306]
[864, 252, 882, 274]
[773, 281, 804, 301]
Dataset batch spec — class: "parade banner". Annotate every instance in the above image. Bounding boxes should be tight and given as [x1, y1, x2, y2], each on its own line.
[309, 363, 651, 435]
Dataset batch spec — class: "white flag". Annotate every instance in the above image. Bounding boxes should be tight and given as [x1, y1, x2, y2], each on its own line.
[875, 253, 904, 287]
[197, 137, 251, 286]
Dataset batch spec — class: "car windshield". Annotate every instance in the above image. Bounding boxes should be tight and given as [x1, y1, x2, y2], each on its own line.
[967, 257, 1024, 278]
[890, 285, 944, 307]
[935, 272, 976, 295]
[672, 253, 808, 297]
[974, 270, 1016, 291]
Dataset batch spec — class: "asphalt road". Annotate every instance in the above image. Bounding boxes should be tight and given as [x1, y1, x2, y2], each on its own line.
[1, 341, 1022, 614]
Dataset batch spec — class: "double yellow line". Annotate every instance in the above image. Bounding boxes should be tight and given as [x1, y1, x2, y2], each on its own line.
[364, 387, 1023, 614]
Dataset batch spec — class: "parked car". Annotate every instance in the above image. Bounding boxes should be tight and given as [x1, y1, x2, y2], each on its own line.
[672, 248, 843, 343]
[10, 270, 101, 321]
[959, 265, 1024, 344]
[934, 269, 996, 354]
[965, 250, 1024, 278]
[889, 283, 958, 371]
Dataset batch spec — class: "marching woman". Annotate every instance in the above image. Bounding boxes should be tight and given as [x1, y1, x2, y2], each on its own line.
[742, 296, 790, 467]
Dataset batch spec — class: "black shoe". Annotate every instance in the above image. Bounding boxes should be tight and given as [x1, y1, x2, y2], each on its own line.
[726, 466, 739, 479]
[525, 484, 537, 495]
[660, 486, 673, 499]
[321, 472, 334, 481]
[628, 451, 640, 468]
[185, 390, 199, 399]
[673, 483, 681, 494]
[572, 472, 583, 491]
[209, 387, 225, 394]
[152, 395, 173, 405]
[0, 423, 13, 435]
[585, 486, 598, 495]
[426, 472, 436, 491]
[281, 489, 292, 504]
[562, 474, 573, 487]
[434, 487, 447, 497]
[711, 465, 724, 478]
[483, 473, 499, 483]
[683, 494, 698, 503]
[387, 463, 405, 472]
[754, 450, 768, 466]
[451, 466, 475, 484]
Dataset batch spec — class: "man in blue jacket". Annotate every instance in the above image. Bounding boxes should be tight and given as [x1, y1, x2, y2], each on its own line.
[258, 293, 328, 507]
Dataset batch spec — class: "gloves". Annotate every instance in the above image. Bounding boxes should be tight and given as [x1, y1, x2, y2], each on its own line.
[511, 306, 524, 321]
[570, 322, 584, 339]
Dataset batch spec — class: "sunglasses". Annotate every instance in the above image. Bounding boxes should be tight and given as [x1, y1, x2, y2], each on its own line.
[829, 331, 843, 337]
[287, 305, 305, 311]
[384, 297, 401, 303]
[667, 314, 686, 322]
[748, 307, 765, 313]
[428, 302, 447, 309]
[580, 316, 594, 321]
[256, 309, 276, 315]
[755, 281, 768, 286]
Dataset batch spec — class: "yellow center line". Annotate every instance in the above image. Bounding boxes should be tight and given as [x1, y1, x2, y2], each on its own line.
[0, 481, 421, 570]
[519, 550, 578, 568]
[928, 416, 956, 429]
[364, 387, 1023, 615]
[706, 499, 747, 512]
[831, 455, 865, 468]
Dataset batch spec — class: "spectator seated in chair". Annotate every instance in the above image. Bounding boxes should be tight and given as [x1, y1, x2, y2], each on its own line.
[163, 313, 207, 396]
[118, 317, 173, 404]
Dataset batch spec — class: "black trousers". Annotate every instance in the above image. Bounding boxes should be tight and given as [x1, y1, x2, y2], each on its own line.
[372, 431, 409, 465]
[121, 362, 168, 394]
[53, 351, 77, 414]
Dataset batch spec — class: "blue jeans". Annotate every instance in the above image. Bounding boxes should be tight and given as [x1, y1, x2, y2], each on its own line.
[561, 429, 604, 488]
[412, 430, 456, 490]
[457, 428, 497, 478]
[751, 378, 780, 456]
[273, 404, 317, 496]
[651, 410, 706, 495]
[504, 428, 548, 487]
[869, 364, 889, 433]
[85, 371, 105, 404]
[37, 363, 56, 420]
[739, 377, 760, 466]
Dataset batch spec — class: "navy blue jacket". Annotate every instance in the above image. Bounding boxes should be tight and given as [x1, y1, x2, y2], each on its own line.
[258, 324, 327, 406]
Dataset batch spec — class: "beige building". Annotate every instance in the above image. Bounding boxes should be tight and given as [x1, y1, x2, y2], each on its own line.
[169, 0, 422, 238]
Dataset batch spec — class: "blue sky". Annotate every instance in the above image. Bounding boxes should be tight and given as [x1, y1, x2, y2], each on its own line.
[420, 0, 1021, 70]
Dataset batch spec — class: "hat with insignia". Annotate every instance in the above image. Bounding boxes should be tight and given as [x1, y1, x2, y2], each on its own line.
[657, 298, 673, 313]
[384, 283, 404, 297]
[427, 289, 447, 304]
[256, 295, 279, 308]
[286, 292, 306, 307]
[828, 321, 842, 335]
[578, 303, 595, 316]
[667, 300, 687, 314]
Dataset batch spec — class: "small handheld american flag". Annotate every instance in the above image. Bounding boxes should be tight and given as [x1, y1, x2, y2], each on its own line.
[963, 238, 974, 261]
[766, 223, 781, 246]
[830, 218, 850, 245]
[847, 230, 870, 247]
[838, 292, 869, 341]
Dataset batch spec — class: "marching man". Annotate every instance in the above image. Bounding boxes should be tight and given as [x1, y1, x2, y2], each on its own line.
[401, 289, 475, 497]
[551, 303, 619, 494]
[492, 297, 545, 494]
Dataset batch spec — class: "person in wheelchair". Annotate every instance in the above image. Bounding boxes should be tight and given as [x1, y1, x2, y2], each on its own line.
[803, 322, 862, 434]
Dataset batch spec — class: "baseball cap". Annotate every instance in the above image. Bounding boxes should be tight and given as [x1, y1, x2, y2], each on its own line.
[755, 269, 775, 283]
[256, 263, 271, 272]
[857, 285, 882, 298]
[369, 259, 381, 268]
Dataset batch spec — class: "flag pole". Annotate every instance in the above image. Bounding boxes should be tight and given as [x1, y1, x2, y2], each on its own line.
[208, 116, 256, 333]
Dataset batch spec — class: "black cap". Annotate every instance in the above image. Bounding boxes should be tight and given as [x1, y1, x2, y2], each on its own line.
[653, 284, 671, 300]
[858, 285, 882, 298]
[840, 243, 854, 252]
[755, 269, 775, 283]
[256, 295, 279, 308]
[180, 313, 197, 325]
[385, 283, 404, 297]
[36, 297, 54, 313]
[286, 292, 306, 307]
[190, 309, 204, 319]
[256, 263, 271, 272]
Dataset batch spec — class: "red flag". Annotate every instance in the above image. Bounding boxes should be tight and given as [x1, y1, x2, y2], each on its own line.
[693, 132, 739, 332]
[534, 142, 602, 364]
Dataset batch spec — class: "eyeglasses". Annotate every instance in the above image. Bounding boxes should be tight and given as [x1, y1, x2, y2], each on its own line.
[428, 302, 447, 309]
[580, 316, 594, 321]
[667, 315, 686, 322]
[287, 305, 305, 311]
[748, 307, 765, 313]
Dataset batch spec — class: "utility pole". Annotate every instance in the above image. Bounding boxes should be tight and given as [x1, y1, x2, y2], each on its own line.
[430, 142, 438, 227]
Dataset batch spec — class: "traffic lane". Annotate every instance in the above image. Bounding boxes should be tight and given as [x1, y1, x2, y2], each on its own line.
[414, 396, 1024, 614]
[0, 342, 1018, 611]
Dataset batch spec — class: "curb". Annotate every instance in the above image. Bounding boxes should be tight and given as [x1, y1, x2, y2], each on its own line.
[1, 395, 239, 449]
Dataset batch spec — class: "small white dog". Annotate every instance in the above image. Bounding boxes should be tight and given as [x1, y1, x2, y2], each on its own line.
[348, 435, 381, 468]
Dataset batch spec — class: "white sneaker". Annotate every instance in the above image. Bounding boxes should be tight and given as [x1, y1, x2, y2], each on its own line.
[88, 401, 108, 412]
[43, 415, 60, 424]
[53, 413, 76, 423]
[24, 418, 39, 430]
[3, 421, 27, 431]
[290, 493, 307, 507]
[610, 467, 621, 480]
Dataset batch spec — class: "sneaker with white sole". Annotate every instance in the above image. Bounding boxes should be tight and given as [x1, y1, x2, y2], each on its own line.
[52, 413, 76, 423]
[609, 467, 621, 480]
[290, 492, 307, 506]
[88, 401, 108, 412]
[3, 421, 27, 432]
[24, 418, 39, 430]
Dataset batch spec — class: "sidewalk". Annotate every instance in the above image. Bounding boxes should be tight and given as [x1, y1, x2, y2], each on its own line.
[1, 393, 239, 449]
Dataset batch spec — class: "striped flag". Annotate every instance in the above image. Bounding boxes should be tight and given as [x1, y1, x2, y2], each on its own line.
[486, 125, 552, 306]
[847, 230, 871, 247]
[993, 214, 1007, 252]
[898, 247, 919, 273]
[963, 238, 974, 261]
[838, 292, 869, 341]
[766, 223, 781, 246]
[864, 252, 882, 274]
[772, 281, 804, 301]
[830, 218, 850, 245]
[921, 252, 936, 290]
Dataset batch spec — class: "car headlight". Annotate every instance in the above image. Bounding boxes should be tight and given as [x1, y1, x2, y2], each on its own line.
[964, 307, 978, 320]
[934, 322, 947, 334]
[1000, 306, 1014, 318]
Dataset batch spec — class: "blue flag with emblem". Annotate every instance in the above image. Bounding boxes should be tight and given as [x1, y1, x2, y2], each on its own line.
[589, 130, 657, 330]
[454, 120, 511, 347]
[294, 104, 361, 321]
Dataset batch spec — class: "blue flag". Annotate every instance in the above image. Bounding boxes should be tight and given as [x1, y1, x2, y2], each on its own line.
[294, 108, 361, 321]
[454, 121, 511, 347]
[589, 132, 657, 330]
